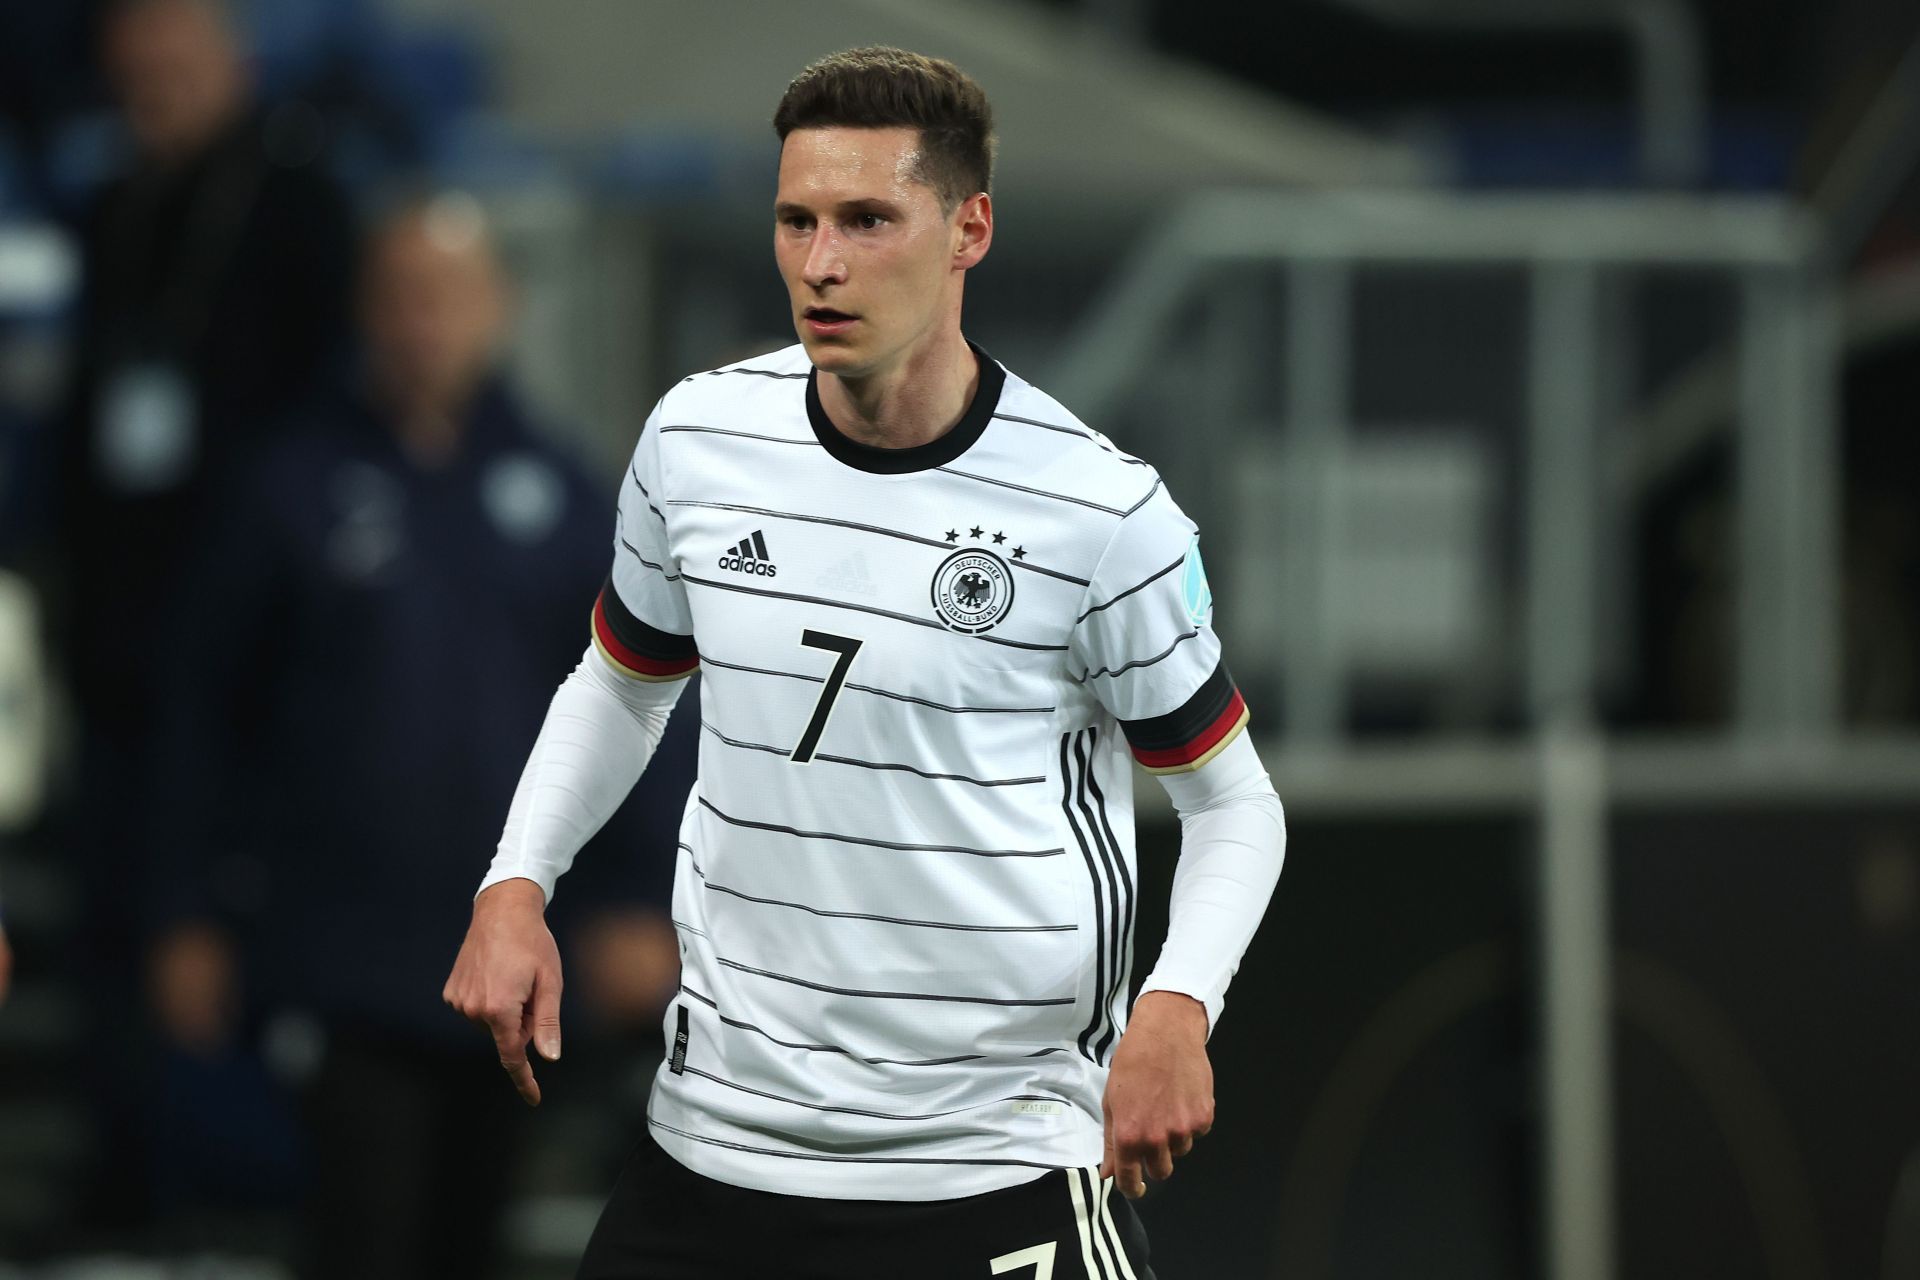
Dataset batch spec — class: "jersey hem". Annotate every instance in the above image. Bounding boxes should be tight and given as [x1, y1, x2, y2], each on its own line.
[646, 1117, 1062, 1202]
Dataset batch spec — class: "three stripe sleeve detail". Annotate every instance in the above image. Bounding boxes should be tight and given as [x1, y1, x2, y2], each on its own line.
[1063, 728, 1133, 1064]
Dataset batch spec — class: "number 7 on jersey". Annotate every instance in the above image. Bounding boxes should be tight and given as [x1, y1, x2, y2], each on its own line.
[989, 1243, 1057, 1278]
[792, 630, 863, 764]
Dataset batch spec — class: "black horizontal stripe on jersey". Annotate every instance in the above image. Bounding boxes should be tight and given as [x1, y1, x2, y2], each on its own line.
[992, 410, 1090, 439]
[1074, 628, 1200, 683]
[648, 1116, 1068, 1171]
[660, 424, 821, 448]
[668, 498, 1089, 587]
[1075, 553, 1185, 622]
[680, 572, 1070, 652]
[600, 578, 697, 663]
[1061, 730, 1110, 1063]
[701, 720, 1045, 788]
[680, 980, 1061, 1067]
[934, 465, 1128, 517]
[684, 843, 1073, 932]
[1077, 728, 1134, 1064]
[697, 796, 1065, 858]
[990, 411, 1152, 467]
[717, 957, 1076, 1007]
[699, 654, 1055, 715]
[700, 875, 1076, 933]
[681, 1063, 1065, 1122]
[687, 367, 809, 382]
[1120, 662, 1238, 755]
[671, 918, 708, 940]
[617, 527, 682, 581]
[1123, 476, 1163, 517]
[626, 460, 666, 520]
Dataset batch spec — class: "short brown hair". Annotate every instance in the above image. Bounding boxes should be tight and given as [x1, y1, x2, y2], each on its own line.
[773, 47, 995, 211]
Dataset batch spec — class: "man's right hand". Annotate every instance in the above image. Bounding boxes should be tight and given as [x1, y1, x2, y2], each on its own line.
[443, 877, 563, 1107]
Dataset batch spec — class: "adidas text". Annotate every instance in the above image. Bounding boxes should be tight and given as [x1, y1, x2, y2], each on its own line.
[718, 554, 777, 577]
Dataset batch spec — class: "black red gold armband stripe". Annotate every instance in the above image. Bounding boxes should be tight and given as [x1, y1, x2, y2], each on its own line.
[591, 582, 698, 681]
[1120, 662, 1249, 774]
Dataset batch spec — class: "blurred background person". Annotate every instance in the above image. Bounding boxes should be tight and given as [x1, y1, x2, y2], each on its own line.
[56, 0, 356, 717]
[140, 194, 691, 1280]
[40, 0, 360, 1236]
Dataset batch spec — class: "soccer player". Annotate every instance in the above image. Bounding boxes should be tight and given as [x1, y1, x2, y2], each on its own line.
[444, 46, 1286, 1278]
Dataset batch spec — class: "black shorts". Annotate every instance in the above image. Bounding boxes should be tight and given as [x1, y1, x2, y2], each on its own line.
[576, 1135, 1157, 1280]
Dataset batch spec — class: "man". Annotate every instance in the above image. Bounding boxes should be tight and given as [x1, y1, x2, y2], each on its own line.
[147, 196, 690, 1279]
[446, 47, 1286, 1278]
[52, 0, 357, 1229]
[59, 0, 355, 726]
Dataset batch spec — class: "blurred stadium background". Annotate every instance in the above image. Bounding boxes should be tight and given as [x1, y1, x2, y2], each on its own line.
[1, 0, 1918, 1277]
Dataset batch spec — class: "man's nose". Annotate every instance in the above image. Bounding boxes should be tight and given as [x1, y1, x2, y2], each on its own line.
[803, 229, 844, 288]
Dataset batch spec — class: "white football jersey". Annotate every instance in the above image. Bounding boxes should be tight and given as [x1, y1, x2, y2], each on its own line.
[594, 343, 1248, 1199]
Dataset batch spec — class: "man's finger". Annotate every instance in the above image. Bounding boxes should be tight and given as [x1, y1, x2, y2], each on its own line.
[490, 1017, 541, 1106]
[529, 967, 563, 1062]
[1170, 1132, 1195, 1159]
[1114, 1153, 1147, 1200]
[499, 1052, 541, 1107]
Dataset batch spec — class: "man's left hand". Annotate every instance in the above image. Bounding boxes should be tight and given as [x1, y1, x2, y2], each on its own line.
[1099, 990, 1213, 1199]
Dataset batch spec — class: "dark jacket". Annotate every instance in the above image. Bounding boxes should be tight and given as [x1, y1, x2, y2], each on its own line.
[147, 379, 695, 1044]
[56, 110, 356, 732]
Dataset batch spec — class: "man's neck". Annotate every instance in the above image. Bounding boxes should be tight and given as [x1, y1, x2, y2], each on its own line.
[817, 330, 978, 451]
[382, 379, 479, 469]
[142, 102, 247, 173]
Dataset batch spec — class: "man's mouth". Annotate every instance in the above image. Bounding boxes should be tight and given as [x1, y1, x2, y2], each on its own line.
[804, 306, 857, 327]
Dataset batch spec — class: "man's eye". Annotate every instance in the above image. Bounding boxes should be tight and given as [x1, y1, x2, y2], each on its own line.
[855, 213, 885, 230]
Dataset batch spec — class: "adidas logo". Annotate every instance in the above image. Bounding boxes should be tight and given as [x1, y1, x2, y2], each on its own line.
[816, 552, 876, 598]
[717, 529, 778, 578]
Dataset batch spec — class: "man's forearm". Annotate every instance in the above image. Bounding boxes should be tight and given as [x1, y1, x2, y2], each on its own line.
[1136, 732, 1286, 1031]
[477, 645, 690, 903]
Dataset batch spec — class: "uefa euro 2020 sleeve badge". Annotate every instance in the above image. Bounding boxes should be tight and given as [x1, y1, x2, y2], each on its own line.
[931, 547, 1015, 634]
[1182, 533, 1213, 626]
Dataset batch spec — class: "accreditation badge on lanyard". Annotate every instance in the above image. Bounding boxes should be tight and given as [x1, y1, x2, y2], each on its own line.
[95, 360, 199, 494]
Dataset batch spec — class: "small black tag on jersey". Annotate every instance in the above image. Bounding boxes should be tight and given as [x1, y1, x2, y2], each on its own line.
[670, 1005, 690, 1075]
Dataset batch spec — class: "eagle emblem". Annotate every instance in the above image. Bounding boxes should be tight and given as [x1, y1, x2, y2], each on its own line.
[931, 548, 1014, 634]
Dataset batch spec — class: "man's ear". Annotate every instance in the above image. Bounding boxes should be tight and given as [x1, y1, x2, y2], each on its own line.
[953, 192, 993, 270]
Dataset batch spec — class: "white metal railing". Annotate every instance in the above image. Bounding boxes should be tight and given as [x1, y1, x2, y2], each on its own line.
[1051, 190, 1868, 1280]
[1051, 189, 1839, 745]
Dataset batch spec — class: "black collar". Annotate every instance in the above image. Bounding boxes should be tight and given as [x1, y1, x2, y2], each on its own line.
[805, 342, 1004, 474]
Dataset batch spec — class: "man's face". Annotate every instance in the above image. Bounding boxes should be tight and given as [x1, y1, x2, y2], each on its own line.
[360, 211, 507, 413]
[103, 0, 247, 162]
[774, 126, 981, 378]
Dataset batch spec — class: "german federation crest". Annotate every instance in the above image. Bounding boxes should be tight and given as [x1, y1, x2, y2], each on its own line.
[931, 548, 1014, 633]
